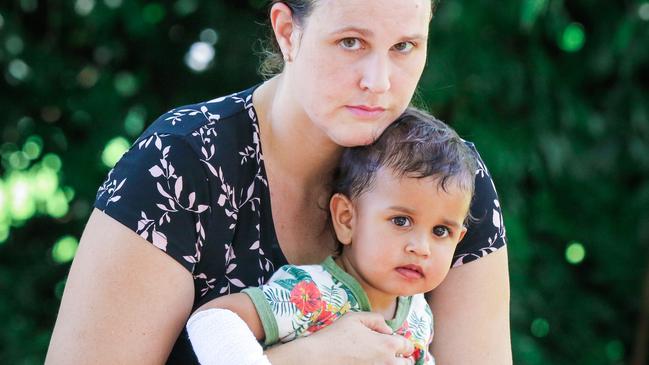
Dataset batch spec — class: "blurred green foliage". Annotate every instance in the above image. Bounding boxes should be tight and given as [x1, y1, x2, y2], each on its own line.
[0, 0, 647, 364]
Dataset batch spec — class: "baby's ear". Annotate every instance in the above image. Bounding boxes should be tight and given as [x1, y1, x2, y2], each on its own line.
[329, 193, 355, 245]
[458, 226, 468, 243]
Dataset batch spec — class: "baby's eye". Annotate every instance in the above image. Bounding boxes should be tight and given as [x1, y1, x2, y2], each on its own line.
[391, 216, 412, 227]
[392, 41, 415, 54]
[339, 38, 363, 51]
[432, 226, 449, 238]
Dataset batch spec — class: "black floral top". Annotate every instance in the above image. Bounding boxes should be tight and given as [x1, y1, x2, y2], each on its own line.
[94, 85, 507, 363]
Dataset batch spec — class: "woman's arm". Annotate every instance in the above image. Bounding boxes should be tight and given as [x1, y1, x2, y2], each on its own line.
[428, 248, 512, 364]
[45, 209, 195, 364]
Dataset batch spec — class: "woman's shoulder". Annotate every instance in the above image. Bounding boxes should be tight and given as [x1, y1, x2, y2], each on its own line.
[137, 85, 260, 145]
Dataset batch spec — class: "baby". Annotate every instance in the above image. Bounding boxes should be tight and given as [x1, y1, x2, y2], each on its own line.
[186, 107, 477, 365]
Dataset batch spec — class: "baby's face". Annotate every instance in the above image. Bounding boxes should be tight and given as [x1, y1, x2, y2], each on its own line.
[339, 167, 471, 301]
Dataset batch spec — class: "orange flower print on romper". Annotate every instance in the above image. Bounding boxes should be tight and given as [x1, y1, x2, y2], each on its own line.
[290, 281, 323, 314]
[307, 306, 337, 333]
[396, 321, 422, 361]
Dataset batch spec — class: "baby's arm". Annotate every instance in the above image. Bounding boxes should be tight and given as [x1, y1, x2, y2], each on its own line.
[194, 293, 265, 340]
[187, 293, 269, 365]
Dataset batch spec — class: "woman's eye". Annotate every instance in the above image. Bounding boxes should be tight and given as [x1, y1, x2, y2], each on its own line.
[433, 226, 449, 237]
[339, 38, 362, 50]
[392, 216, 411, 227]
[393, 41, 415, 53]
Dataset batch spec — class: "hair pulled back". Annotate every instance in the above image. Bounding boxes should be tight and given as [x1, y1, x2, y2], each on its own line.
[259, 0, 318, 78]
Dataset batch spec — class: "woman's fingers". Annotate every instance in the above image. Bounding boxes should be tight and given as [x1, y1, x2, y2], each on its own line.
[388, 333, 416, 360]
[271, 311, 417, 365]
[393, 356, 416, 365]
[349, 311, 394, 334]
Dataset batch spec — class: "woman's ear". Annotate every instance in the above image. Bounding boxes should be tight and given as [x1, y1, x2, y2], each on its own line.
[269, 2, 300, 62]
[330, 193, 355, 245]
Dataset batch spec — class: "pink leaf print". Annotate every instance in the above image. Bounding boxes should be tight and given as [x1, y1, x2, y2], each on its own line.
[188, 192, 195, 207]
[149, 165, 164, 177]
[157, 182, 172, 199]
[152, 229, 167, 250]
[204, 161, 218, 178]
[229, 278, 245, 288]
[246, 182, 254, 201]
[492, 209, 501, 229]
[217, 194, 227, 206]
[154, 135, 162, 150]
[249, 241, 260, 250]
[226, 264, 237, 274]
[115, 178, 126, 192]
[183, 256, 197, 264]
[174, 176, 183, 198]
[196, 205, 209, 213]
[108, 196, 121, 203]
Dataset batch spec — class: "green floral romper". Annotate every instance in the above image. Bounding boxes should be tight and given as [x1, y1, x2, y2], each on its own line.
[242, 256, 435, 365]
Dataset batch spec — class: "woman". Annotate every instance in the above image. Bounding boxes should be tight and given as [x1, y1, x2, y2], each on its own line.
[46, 0, 511, 364]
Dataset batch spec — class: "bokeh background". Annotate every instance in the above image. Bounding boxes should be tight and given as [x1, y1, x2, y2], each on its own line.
[0, 0, 647, 364]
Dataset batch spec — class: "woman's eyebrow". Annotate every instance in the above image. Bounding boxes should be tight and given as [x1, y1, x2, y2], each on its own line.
[330, 27, 426, 42]
[330, 26, 374, 37]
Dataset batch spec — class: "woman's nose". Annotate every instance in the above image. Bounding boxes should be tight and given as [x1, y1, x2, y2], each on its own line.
[359, 53, 391, 94]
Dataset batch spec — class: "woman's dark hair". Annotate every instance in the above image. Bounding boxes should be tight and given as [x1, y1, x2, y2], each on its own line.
[333, 106, 477, 204]
[259, 0, 440, 78]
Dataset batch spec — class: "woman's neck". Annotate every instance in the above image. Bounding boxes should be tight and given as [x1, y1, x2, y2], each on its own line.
[253, 75, 343, 187]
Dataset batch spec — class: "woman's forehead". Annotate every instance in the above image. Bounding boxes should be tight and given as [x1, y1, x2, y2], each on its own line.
[308, 0, 431, 36]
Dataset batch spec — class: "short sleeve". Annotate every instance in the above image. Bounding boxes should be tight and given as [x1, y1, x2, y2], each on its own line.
[243, 265, 336, 347]
[452, 143, 507, 267]
[242, 265, 302, 346]
[94, 132, 212, 273]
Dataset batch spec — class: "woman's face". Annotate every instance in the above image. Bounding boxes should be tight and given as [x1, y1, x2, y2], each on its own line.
[284, 0, 431, 147]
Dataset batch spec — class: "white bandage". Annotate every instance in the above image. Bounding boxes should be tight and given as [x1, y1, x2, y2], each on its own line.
[186, 308, 272, 365]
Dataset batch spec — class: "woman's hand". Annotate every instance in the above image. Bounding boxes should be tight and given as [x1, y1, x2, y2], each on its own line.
[266, 312, 416, 365]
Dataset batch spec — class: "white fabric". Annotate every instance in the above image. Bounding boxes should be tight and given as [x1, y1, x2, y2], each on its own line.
[186, 308, 272, 365]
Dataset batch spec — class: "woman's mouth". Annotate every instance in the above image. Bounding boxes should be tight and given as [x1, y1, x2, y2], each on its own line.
[345, 105, 386, 119]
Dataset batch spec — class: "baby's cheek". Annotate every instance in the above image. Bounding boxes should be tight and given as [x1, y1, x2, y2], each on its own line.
[429, 251, 455, 284]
